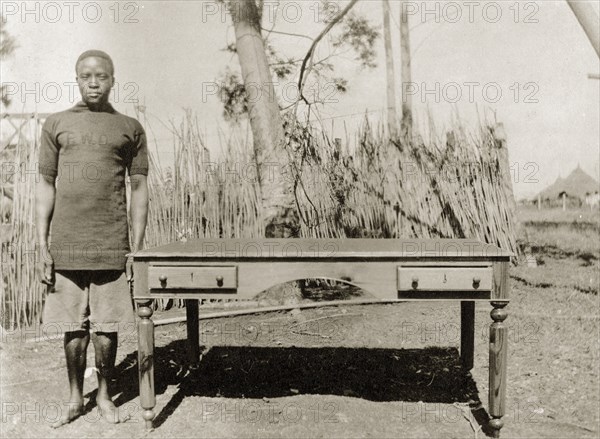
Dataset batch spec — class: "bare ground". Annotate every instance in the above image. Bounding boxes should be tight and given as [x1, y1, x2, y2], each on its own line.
[1, 251, 599, 439]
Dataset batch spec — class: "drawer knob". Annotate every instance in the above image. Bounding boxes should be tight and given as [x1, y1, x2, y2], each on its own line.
[216, 275, 224, 287]
[473, 277, 481, 288]
[159, 274, 167, 287]
[411, 276, 419, 289]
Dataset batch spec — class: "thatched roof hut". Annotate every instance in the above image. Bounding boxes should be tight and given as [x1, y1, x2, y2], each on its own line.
[535, 165, 599, 201]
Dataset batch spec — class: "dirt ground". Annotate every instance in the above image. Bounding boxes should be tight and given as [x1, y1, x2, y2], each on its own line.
[1, 245, 599, 438]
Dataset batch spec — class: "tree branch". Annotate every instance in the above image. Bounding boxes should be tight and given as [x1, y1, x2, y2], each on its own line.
[261, 27, 314, 41]
[297, 0, 359, 103]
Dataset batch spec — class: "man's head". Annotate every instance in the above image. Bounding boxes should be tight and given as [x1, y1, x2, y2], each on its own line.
[75, 50, 115, 108]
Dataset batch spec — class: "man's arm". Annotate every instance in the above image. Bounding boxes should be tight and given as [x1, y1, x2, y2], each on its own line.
[126, 174, 148, 282]
[129, 174, 149, 252]
[36, 177, 56, 284]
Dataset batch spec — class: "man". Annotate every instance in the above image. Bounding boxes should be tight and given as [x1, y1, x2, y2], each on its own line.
[36, 50, 149, 427]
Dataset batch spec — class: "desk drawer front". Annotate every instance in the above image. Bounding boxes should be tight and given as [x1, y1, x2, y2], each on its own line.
[397, 266, 492, 291]
[148, 266, 237, 290]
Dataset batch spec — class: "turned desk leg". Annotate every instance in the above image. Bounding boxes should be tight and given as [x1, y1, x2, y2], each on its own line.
[489, 301, 508, 438]
[137, 299, 156, 430]
[460, 301, 475, 370]
[185, 299, 200, 366]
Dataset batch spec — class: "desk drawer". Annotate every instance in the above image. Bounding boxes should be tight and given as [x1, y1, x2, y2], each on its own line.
[148, 266, 237, 290]
[397, 266, 492, 292]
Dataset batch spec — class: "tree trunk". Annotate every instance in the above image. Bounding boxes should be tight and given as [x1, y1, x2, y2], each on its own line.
[229, 0, 302, 305]
[229, 0, 299, 239]
[382, 0, 397, 136]
[566, 0, 600, 57]
[399, 1, 413, 133]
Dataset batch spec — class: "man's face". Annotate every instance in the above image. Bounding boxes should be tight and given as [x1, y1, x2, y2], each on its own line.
[76, 56, 114, 106]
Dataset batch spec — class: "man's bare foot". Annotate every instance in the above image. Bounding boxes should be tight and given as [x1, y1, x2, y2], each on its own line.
[51, 400, 84, 428]
[97, 398, 130, 423]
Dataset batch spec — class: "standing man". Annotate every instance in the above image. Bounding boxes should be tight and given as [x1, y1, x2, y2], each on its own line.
[36, 50, 149, 427]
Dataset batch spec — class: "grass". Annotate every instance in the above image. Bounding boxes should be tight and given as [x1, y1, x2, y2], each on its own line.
[523, 226, 599, 257]
[517, 206, 600, 257]
[518, 205, 599, 224]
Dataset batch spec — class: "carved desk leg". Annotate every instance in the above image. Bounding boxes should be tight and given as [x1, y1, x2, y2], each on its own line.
[137, 299, 156, 430]
[460, 301, 475, 370]
[489, 301, 508, 438]
[185, 299, 200, 366]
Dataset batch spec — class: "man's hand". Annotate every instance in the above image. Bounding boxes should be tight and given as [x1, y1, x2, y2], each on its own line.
[38, 252, 55, 286]
[125, 254, 134, 283]
[35, 177, 56, 286]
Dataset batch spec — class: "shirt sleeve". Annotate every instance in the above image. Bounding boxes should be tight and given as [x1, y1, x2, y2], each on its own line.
[38, 117, 60, 184]
[126, 120, 149, 176]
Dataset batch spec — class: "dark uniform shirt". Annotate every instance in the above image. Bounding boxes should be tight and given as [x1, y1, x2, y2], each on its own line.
[39, 101, 148, 270]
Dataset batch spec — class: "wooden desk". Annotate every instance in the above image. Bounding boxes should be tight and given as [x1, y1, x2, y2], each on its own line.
[133, 238, 511, 437]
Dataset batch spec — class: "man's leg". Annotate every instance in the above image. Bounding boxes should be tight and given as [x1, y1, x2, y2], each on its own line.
[42, 270, 91, 428]
[52, 330, 90, 428]
[91, 331, 122, 423]
[89, 269, 136, 423]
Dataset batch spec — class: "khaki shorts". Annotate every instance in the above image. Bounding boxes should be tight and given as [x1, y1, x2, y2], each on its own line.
[42, 270, 135, 333]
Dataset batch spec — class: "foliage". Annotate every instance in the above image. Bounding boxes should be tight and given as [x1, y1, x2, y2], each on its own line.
[217, 68, 249, 123]
[216, 0, 379, 124]
[332, 12, 379, 69]
[0, 17, 18, 107]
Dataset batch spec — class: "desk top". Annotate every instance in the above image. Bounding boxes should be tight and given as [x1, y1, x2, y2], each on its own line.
[134, 238, 513, 260]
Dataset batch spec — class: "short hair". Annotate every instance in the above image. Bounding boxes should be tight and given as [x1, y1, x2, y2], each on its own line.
[76, 50, 114, 75]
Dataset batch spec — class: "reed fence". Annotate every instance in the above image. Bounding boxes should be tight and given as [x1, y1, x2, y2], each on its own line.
[1, 112, 518, 328]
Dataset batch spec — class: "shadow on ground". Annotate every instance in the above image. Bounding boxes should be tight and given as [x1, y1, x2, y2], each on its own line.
[82, 341, 495, 434]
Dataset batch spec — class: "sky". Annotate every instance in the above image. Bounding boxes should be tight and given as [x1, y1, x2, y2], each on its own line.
[1, 0, 599, 200]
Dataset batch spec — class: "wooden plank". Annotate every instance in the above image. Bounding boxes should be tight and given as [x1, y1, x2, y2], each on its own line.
[132, 261, 148, 297]
[492, 261, 509, 300]
[143, 261, 398, 300]
[489, 324, 507, 413]
[397, 266, 492, 291]
[136, 299, 155, 429]
[185, 300, 200, 366]
[148, 265, 237, 289]
[391, 261, 492, 267]
[134, 260, 503, 301]
[460, 301, 475, 370]
[134, 238, 513, 259]
[489, 302, 509, 437]
[397, 291, 491, 300]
